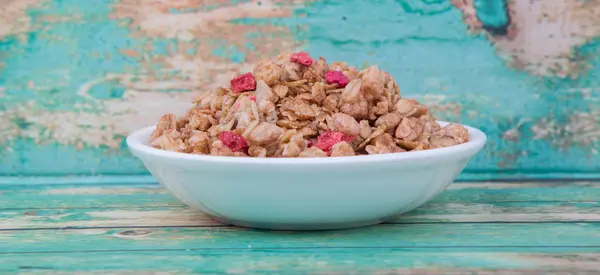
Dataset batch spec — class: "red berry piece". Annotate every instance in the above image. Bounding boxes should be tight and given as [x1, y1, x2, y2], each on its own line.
[324, 71, 349, 88]
[313, 131, 355, 155]
[230, 72, 257, 94]
[218, 131, 249, 153]
[290, 52, 313, 66]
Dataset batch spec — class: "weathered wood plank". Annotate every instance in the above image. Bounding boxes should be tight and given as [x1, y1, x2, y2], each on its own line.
[2, 201, 599, 230]
[404, 201, 600, 223]
[0, 206, 219, 229]
[436, 181, 600, 203]
[2, 0, 600, 177]
[2, 223, 600, 253]
[2, 181, 599, 210]
[2, 250, 600, 274]
[0, 184, 179, 209]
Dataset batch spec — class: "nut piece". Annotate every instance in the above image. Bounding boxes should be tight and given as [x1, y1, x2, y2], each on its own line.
[255, 80, 278, 105]
[281, 62, 303, 81]
[395, 117, 423, 141]
[322, 94, 340, 112]
[395, 99, 418, 117]
[361, 65, 385, 99]
[151, 130, 185, 152]
[311, 82, 327, 103]
[330, 142, 355, 157]
[339, 96, 369, 120]
[273, 84, 289, 98]
[420, 114, 441, 136]
[188, 110, 215, 131]
[330, 113, 360, 137]
[375, 112, 402, 132]
[299, 147, 328, 158]
[396, 139, 425, 150]
[248, 146, 267, 158]
[187, 131, 210, 154]
[370, 100, 389, 118]
[310, 57, 330, 78]
[429, 124, 469, 147]
[365, 133, 405, 155]
[395, 98, 427, 117]
[442, 124, 470, 143]
[359, 120, 372, 139]
[151, 114, 177, 140]
[253, 61, 283, 85]
[282, 134, 308, 157]
[210, 140, 235, 156]
[341, 79, 362, 103]
[247, 122, 284, 146]
[281, 98, 318, 120]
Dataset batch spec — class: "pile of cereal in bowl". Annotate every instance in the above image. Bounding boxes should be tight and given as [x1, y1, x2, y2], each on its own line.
[149, 52, 469, 158]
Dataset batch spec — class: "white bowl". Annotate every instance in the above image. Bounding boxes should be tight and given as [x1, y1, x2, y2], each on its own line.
[127, 121, 486, 230]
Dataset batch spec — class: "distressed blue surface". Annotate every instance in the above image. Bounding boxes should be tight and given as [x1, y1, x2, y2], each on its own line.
[1, 180, 599, 273]
[474, 0, 510, 31]
[0, 0, 147, 174]
[1, 0, 599, 177]
[1, 0, 144, 107]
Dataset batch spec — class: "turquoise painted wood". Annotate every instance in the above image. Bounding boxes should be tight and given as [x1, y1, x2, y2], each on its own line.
[1, 180, 599, 273]
[1, 0, 599, 178]
[1, 180, 599, 209]
[4, 201, 600, 229]
[2, 181, 600, 229]
[4, 223, 600, 252]
[4, 251, 600, 274]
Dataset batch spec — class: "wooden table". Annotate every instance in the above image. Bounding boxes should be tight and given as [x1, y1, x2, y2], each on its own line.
[2, 179, 600, 274]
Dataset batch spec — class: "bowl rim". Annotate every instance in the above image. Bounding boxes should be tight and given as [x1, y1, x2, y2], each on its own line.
[126, 121, 486, 165]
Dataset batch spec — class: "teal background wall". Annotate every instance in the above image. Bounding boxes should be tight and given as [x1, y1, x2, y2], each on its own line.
[1, 0, 599, 179]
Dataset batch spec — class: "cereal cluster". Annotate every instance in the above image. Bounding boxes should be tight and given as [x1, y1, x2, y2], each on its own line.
[149, 52, 469, 158]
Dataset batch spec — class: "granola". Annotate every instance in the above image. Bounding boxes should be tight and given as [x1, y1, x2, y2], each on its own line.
[149, 52, 470, 158]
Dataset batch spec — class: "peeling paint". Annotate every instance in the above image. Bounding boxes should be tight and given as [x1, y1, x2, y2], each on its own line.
[111, 0, 304, 39]
[454, 0, 600, 78]
[501, 119, 530, 142]
[532, 109, 600, 154]
[0, 0, 43, 39]
[2, 0, 600, 175]
[0, 0, 306, 151]
[1, 88, 193, 149]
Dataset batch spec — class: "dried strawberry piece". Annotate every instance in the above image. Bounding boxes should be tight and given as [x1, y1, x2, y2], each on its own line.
[290, 52, 313, 66]
[230, 72, 257, 93]
[218, 131, 249, 153]
[313, 131, 355, 155]
[248, 96, 256, 102]
[324, 71, 349, 88]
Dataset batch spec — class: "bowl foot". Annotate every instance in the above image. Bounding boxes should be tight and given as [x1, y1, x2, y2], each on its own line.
[211, 216, 385, 231]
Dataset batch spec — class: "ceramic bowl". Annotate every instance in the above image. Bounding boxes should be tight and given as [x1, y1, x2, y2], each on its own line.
[127, 121, 486, 230]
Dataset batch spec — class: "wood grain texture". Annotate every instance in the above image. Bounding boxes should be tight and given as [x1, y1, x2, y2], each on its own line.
[2, 181, 600, 230]
[4, 251, 600, 274]
[1, 0, 600, 177]
[4, 223, 600, 253]
[2, 180, 599, 274]
[2, 181, 599, 210]
[3, 202, 600, 230]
